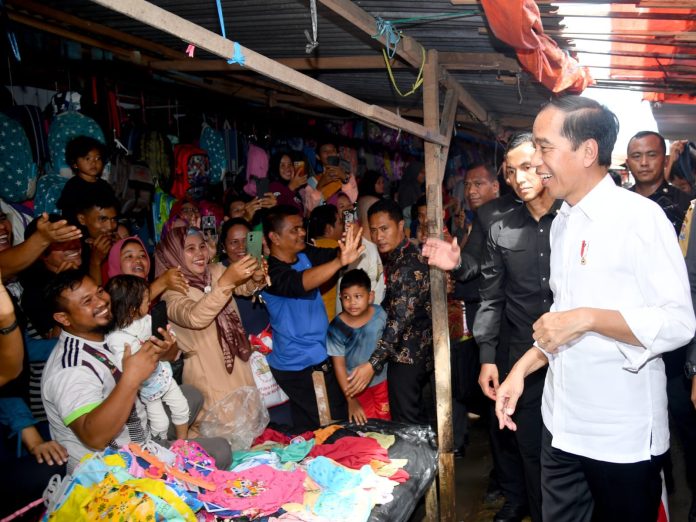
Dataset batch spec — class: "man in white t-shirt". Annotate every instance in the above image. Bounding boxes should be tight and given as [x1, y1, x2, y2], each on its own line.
[41, 271, 230, 472]
[491, 96, 696, 521]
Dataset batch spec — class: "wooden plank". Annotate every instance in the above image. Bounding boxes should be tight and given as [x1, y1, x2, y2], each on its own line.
[317, 0, 423, 68]
[150, 51, 521, 73]
[440, 87, 458, 142]
[317, 0, 495, 133]
[88, 0, 448, 146]
[423, 48, 456, 522]
[425, 480, 439, 522]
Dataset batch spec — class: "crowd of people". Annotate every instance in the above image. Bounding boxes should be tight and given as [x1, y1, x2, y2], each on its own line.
[1, 94, 696, 522]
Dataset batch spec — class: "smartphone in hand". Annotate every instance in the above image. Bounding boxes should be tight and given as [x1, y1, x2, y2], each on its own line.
[151, 301, 168, 341]
[246, 231, 264, 262]
[255, 178, 270, 197]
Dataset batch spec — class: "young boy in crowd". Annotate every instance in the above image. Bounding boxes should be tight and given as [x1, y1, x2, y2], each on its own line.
[327, 269, 389, 424]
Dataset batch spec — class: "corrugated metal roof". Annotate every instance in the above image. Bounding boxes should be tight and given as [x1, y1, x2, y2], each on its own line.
[8, 1, 696, 137]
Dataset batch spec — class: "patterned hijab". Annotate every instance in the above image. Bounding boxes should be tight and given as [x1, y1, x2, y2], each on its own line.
[154, 227, 251, 373]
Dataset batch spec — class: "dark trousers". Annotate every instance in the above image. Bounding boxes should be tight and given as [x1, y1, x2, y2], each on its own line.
[271, 361, 347, 432]
[387, 359, 434, 424]
[666, 372, 696, 500]
[541, 427, 665, 522]
[488, 371, 544, 522]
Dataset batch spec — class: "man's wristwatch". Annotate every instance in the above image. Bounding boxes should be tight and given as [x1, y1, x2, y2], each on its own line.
[685, 362, 696, 379]
[369, 358, 384, 374]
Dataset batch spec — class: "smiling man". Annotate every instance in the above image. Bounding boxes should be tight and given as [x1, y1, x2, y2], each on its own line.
[262, 205, 363, 431]
[492, 96, 696, 522]
[626, 131, 691, 235]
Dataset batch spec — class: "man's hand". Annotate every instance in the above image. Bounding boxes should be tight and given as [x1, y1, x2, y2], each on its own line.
[346, 362, 374, 397]
[121, 342, 159, 387]
[422, 237, 460, 270]
[533, 309, 590, 353]
[478, 363, 500, 401]
[691, 378, 696, 411]
[150, 326, 178, 362]
[258, 193, 278, 208]
[338, 224, 365, 267]
[87, 233, 114, 264]
[495, 370, 525, 431]
[36, 213, 82, 244]
[348, 397, 368, 425]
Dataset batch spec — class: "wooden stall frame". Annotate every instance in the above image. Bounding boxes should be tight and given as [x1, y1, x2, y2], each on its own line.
[84, 0, 467, 518]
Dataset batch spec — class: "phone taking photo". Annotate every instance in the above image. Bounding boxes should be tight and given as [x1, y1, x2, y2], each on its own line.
[255, 178, 269, 197]
[246, 231, 263, 262]
[150, 301, 168, 340]
[343, 209, 355, 226]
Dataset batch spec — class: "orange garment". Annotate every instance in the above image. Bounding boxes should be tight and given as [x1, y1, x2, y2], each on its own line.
[313, 424, 342, 445]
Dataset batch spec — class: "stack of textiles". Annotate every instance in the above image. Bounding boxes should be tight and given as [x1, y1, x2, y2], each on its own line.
[41, 420, 437, 521]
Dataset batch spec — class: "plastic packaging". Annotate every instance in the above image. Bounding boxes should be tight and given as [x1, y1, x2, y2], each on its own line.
[198, 386, 269, 451]
[341, 419, 439, 522]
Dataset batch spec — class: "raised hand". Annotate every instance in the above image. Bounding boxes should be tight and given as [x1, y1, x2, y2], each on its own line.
[36, 212, 82, 244]
[338, 223, 365, 267]
[422, 237, 460, 270]
[220, 254, 259, 287]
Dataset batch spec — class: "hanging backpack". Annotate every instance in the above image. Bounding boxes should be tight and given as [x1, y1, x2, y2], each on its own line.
[139, 131, 172, 191]
[47, 111, 105, 176]
[5, 104, 49, 171]
[199, 124, 226, 184]
[0, 112, 37, 202]
[171, 144, 210, 200]
[34, 174, 68, 216]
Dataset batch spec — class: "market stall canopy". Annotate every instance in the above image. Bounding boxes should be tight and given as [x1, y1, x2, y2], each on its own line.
[4, 1, 696, 138]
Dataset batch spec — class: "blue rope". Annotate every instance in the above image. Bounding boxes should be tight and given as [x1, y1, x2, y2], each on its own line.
[373, 17, 401, 60]
[215, 0, 245, 66]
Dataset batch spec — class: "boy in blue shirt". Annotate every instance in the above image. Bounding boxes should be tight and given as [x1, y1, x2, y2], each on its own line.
[327, 269, 389, 424]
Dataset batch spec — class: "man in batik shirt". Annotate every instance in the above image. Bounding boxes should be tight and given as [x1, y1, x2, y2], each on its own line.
[345, 199, 433, 423]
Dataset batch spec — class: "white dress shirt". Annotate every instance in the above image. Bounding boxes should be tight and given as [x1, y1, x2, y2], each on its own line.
[541, 174, 696, 463]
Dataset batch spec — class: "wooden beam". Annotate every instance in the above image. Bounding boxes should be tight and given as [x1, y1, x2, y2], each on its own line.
[88, 0, 448, 146]
[317, 0, 495, 134]
[440, 88, 458, 141]
[317, 0, 423, 68]
[150, 51, 521, 73]
[423, 48, 456, 522]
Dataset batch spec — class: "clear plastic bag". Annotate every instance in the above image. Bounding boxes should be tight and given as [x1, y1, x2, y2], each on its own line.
[197, 386, 269, 451]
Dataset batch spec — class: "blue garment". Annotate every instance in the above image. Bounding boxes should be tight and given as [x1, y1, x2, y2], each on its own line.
[262, 253, 329, 371]
[326, 305, 387, 387]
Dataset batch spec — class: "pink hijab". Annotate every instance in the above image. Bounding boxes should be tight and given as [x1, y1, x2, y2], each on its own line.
[106, 236, 151, 279]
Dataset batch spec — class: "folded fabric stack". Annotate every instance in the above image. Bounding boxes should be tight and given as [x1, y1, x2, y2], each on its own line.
[41, 426, 412, 521]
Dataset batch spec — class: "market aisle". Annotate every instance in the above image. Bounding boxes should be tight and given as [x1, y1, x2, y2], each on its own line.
[411, 414, 691, 522]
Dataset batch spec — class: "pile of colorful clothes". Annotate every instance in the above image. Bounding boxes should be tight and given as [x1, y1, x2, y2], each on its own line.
[41, 421, 437, 521]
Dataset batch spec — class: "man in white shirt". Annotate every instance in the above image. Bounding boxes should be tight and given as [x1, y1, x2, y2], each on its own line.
[493, 96, 696, 521]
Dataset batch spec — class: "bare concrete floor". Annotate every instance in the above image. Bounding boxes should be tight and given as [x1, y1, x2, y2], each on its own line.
[410, 415, 691, 522]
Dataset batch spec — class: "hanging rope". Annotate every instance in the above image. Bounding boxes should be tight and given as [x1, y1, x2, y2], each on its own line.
[215, 0, 245, 65]
[373, 17, 402, 60]
[382, 45, 426, 98]
[304, 0, 319, 54]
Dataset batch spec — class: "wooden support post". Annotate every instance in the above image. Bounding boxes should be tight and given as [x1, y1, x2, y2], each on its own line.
[423, 48, 456, 522]
[88, 0, 448, 146]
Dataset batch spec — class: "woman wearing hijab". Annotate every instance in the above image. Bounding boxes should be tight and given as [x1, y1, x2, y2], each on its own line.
[106, 236, 189, 300]
[155, 227, 265, 436]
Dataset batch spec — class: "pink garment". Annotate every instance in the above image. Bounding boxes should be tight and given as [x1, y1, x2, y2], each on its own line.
[341, 174, 358, 203]
[247, 144, 269, 181]
[106, 236, 150, 279]
[308, 437, 390, 469]
[195, 464, 306, 516]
